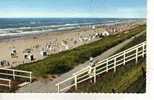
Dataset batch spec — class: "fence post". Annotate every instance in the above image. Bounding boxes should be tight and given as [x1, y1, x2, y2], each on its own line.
[136, 48, 138, 64]
[142, 43, 145, 57]
[114, 58, 116, 72]
[30, 72, 32, 83]
[9, 80, 11, 89]
[74, 75, 78, 90]
[57, 84, 60, 93]
[106, 59, 108, 72]
[93, 67, 96, 83]
[13, 70, 15, 80]
[123, 51, 126, 65]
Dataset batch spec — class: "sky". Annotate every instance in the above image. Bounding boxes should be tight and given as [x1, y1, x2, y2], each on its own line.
[0, 0, 146, 18]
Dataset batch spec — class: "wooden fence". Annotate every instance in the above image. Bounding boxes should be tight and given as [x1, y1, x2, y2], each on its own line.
[56, 41, 146, 92]
[0, 78, 11, 89]
[0, 68, 32, 89]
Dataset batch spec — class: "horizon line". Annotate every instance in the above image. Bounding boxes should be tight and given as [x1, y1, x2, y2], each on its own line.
[0, 17, 146, 19]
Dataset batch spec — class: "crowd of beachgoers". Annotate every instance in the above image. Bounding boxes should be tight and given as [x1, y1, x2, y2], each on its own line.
[0, 20, 145, 68]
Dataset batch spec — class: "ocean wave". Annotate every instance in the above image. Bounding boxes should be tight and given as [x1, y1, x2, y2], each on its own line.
[0, 26, 78, 37]
[0, 23, 88, 37]
[0, 18, 143, 37]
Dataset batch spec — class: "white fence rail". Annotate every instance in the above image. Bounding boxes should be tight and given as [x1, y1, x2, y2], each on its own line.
[0, 78, 11, 88]
[56, 41, 146, 92]
[0, 68, 32, 88]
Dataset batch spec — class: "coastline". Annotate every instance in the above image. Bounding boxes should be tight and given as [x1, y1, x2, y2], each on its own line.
[0, 18, 145, 40]
[0, 20, 145, 68]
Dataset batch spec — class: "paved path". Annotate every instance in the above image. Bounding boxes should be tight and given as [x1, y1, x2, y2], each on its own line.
[16, 31, 145, 93]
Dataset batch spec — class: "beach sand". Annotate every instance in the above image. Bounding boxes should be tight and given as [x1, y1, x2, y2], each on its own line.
[0, 21, 144, 68]
[0, 26, 106, 68]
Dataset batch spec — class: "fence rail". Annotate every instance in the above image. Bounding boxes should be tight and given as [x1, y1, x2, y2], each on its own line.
[0, 68, 32, 89]
[56, 41, 146, 93]
[0, 78, 11, 88]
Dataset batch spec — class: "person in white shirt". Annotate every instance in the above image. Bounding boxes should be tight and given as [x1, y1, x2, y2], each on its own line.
[88, 57, 96, 79]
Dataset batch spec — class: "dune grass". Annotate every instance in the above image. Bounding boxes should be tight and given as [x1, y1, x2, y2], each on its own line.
[16, 24, 146, 77]
[116, 32, 146, 53]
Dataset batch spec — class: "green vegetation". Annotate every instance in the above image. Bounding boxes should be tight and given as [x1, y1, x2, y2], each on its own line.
[68, 33, 146, 93]
[68, 58, 146, 93]
[124, 74, 146, 93]
[16, 25, 146, 77]
[116, 32, 146, 53]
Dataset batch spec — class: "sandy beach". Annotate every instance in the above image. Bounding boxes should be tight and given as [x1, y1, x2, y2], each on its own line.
[0, 26, 106, 68]
[0, 21, 143, 68]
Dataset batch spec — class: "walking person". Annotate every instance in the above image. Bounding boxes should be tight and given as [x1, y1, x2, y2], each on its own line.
[88, 57, 96, 83]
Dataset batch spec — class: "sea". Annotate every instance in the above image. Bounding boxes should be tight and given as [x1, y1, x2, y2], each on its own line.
[0, 18, 143, 37]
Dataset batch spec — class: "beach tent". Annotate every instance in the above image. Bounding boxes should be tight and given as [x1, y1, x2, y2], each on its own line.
[0, 60, 10, 67]
[40, 50, 48, 56]
[27, 54, 34, 61]
[23, 52, 34, 61]
[102, 31, 110, 36]
[11, 48, 17, 58]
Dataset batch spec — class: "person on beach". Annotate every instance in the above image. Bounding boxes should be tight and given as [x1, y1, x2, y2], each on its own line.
[88, 57, 96, 80]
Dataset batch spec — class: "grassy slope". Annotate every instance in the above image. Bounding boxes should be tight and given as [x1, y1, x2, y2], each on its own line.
[116, 32, 146, 53]
[68, 32, 146, 93]
[124, 74, 146, 93]
[68, 59, 146, 93]
[16, 25, 146, 77]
